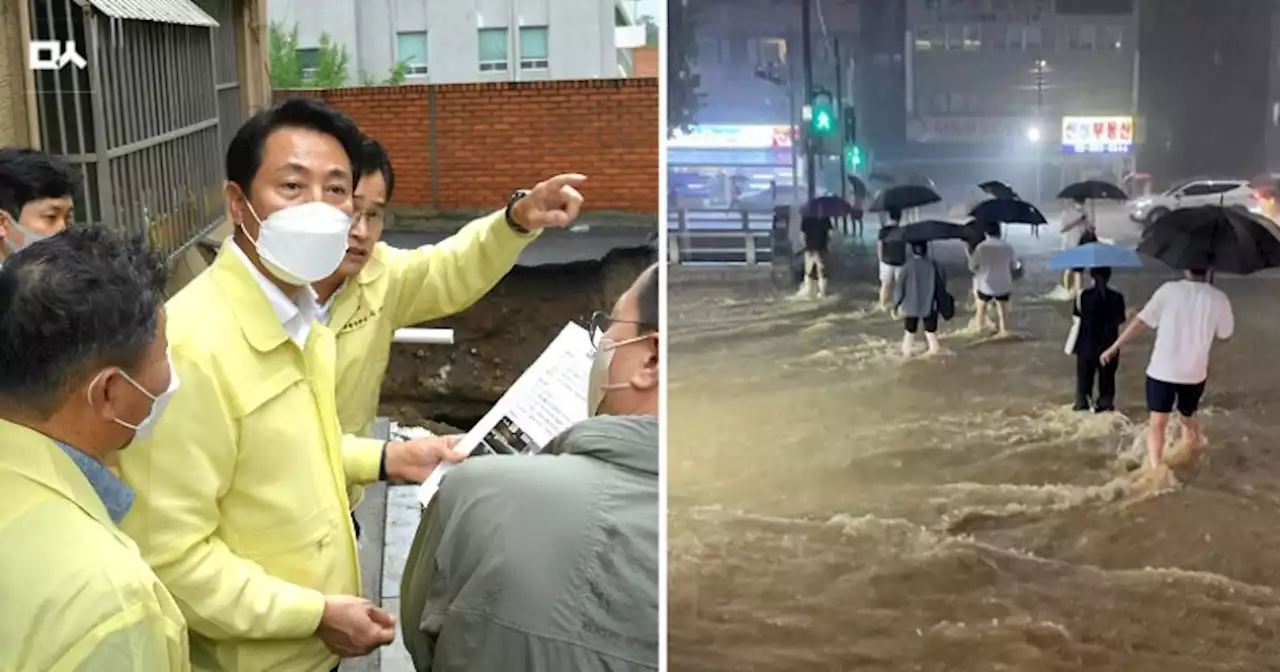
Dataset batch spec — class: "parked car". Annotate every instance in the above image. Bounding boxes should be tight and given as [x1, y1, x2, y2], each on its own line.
[1128, 178, 1262, 226]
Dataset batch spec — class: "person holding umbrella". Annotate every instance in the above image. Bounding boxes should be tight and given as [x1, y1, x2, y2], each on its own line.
[1100, 268, 1233, 470]
[1059, 197, 1096, 292]
[967, 220, 1019, 336]
[877, 207, 907, 313]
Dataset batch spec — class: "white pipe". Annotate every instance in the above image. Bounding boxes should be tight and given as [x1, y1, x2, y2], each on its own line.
[393, 328, 455, 345]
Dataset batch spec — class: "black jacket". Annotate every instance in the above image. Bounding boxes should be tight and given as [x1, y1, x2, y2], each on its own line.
[1072, 285, 1126, 358]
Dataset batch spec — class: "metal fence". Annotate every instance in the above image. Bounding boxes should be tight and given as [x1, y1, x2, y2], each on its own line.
[29, 0, 240, 263]
[667, 209, 776, 265]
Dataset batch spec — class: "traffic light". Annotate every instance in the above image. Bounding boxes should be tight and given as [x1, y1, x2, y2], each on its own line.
[845, 145, 863, 171]
[843, 105, 857, 144]
[808, 89, 836, 137]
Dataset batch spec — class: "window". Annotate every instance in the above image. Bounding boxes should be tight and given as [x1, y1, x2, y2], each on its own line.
[296, 48, 319, 79]
[1101, 25, 1123, 51]
[396, 31, 429, 76]
[962, 25, 980, 50]
[914, 26, 936, 51]
[1077, 25, 1097, 50]
[944, 25, 961, 50]
[1024, 25, 1042, 50]
[478, 27, 509, 72]
[1006, 25, 1022, 50]
[756, 37, 787, 64]
[519, 26, 548, 69]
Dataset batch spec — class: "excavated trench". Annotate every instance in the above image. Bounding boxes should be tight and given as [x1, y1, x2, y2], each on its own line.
[377, 245, 655, 432]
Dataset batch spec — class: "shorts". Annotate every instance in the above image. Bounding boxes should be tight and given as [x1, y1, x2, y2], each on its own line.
[879, 262, 905, 284]
[976, 291, 1010, 303]
[904, 314, 939, 334]
[1146, 376, 1206, 416]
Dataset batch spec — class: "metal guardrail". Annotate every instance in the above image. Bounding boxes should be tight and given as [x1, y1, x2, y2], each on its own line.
[666, 209, 778, 265]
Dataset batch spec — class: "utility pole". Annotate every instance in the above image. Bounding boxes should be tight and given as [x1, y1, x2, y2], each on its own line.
[834, 37, 847, 203]
[801, 0, 816, 202]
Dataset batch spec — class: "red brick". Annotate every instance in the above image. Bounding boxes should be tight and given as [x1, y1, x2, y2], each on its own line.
[274, 79, 658, 213]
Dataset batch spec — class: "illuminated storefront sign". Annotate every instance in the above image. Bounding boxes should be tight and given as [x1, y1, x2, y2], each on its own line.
[1061, 116, 1134, 154]
[668, 124, 795, 149]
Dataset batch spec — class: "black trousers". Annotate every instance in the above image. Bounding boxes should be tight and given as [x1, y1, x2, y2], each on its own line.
[1076, 354, 1118, 409]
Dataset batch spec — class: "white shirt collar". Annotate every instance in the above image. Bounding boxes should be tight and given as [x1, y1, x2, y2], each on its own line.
[225, 240, 319, 347]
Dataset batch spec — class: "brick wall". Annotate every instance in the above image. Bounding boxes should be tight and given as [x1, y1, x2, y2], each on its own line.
[633, 47, 659, 78]
[276, 79, 658, 214]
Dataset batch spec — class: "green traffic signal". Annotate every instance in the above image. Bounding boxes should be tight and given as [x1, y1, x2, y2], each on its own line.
[814, 109, 833, 132]
[845, 145, 862, 170]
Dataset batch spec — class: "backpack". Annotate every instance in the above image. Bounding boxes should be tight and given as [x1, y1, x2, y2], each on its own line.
[932, 262, 955, 321]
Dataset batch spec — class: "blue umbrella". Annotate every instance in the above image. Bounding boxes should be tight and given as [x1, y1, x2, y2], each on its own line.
[1048, 242, 1143, 271]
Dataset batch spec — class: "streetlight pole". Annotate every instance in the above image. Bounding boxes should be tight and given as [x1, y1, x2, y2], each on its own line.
[1033, 58, 1047, 203]
[801, 0, 816, 202]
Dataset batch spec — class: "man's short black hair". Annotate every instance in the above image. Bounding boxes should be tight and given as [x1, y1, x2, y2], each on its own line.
[887, 207, 903, 221]
[0, 226, 167, 419]
[984, 219, 1002, 237]
[360, 138, 396, 202]
[0, 148, 81, 219]
[636, 263, 659, 334]
[225, 97, 365, 195]
[1188, 268, 1208, 278]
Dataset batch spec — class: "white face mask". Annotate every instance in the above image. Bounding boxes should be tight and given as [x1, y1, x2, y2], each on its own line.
[2, 214, 52, 254]
[88, 353, 181, 442]
[587, 335, 650, 416]
[241, 200, 351, 285]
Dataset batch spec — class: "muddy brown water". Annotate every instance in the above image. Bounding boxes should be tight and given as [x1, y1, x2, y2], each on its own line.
[668, 239, 1280, 672]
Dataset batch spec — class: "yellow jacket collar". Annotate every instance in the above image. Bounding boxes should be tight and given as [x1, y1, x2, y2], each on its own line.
[209, 242, 297, 352]
[327, 243, 393, 332]
[0, 419, 120, 530]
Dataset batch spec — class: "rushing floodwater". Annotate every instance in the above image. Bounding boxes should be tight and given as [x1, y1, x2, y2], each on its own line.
[667, 213, 1280, 672]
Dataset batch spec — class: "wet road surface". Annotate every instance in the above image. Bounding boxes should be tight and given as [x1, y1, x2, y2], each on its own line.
[667, 205, 1280, 671]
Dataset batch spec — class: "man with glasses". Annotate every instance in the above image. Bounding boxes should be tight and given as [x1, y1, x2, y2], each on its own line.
[399, 264, 661, 672]
[311, 138, 588, 530]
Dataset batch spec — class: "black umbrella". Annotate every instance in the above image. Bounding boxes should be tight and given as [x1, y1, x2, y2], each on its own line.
[1138, 205, 1280, 275]
[1057, 180, 1128, 201]
[870, 184, 943, 212]
[906, 173, 936, 189]
[978, 180, 1019, 200]
[846, 175, 868, 201]
[883, 219, 983, 246]
[970, 198, 1048, 225]
[801, 195, 858, 219]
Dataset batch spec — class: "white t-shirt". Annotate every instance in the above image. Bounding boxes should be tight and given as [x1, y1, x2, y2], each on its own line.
[1059, 208, 1091, 249]
[969, 238, 1017, 296]
[1138, 280, 1234, 384]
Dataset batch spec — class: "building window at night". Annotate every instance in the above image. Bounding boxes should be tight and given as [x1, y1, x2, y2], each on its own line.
[1006, 25, 1023, 50]
[1101, 25, 1123, 51]
[1024, 25, 1042, 50]
[945, 25, 962, 50]
[1078, 25, 1097, 51]
[914, 26, 937, 51]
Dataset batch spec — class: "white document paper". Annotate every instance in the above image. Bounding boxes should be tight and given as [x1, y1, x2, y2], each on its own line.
[417, 321, 594, 506]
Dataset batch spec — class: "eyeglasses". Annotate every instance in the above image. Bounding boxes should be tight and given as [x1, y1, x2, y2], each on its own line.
[588, 311, 653, 347]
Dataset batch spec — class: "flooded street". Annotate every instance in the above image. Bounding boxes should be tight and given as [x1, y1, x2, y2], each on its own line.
[667, 210, 1280, 671]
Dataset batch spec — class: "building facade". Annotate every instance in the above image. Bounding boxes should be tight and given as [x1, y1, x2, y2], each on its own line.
[267, 0, 646, 85]
[672, 0, 863, 204]
[896, 0, 1138, 203]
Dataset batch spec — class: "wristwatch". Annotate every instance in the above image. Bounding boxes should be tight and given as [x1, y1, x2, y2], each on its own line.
[505, 190, 532, 234]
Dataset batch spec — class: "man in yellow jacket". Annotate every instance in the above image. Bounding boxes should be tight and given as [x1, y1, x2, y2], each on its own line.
[118, 98, 462, 672]
[311, 138, 586, 517]
[0, 226, 189, 671]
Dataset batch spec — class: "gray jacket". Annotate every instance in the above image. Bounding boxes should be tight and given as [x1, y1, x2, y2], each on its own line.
[894, 255, 944, 318]
[400, 414, 660, 672]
